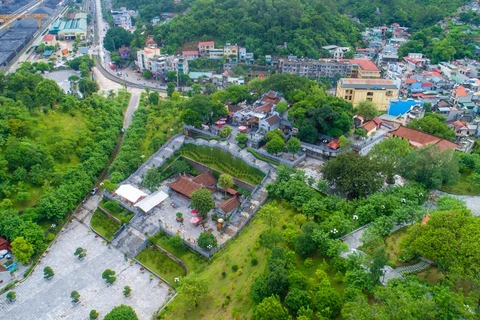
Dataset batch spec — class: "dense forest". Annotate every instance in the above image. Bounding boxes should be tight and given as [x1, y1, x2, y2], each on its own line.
[0, 70, 128, 264]
[337, 0, 468, 29]
[152, 0, 362, 58]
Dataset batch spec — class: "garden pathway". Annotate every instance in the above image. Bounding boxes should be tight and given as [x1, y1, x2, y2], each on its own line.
[433, 190, 480, 217]
[395, 260, 431, 274]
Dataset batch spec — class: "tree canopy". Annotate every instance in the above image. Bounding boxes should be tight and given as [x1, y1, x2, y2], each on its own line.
[104, 305, 139, 320]
[407, 114, 456, 141]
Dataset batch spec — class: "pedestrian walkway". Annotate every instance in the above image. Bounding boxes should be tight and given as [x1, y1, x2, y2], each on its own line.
[395, 260, 431, 274]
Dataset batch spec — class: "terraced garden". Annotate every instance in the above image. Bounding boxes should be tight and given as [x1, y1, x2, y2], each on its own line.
[99, 200, 135, 224]
[180, 144, 265, 185]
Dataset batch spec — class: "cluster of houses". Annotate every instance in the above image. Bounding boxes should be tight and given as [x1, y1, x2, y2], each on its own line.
[110, 7, 138, 33]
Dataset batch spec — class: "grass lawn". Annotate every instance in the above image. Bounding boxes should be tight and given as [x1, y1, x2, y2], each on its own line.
[90, 210, 120, 241]
[440, 171, 480, 195]
[158, 200, 344, 320]
[384, 227, 411, 267]
[136, 247, 187, 286]
[99, 200, 134, 224]
[154, 234, 206, 273]
[13, 186, 43, 211]
[417, 266, 443, 285]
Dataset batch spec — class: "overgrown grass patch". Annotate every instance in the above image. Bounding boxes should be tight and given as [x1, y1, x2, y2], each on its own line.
[90, 210, 120, 241]
[440, 171, 480, 195]
[100, 200, 134, 224]
[153, 233, 206, 273]
[136, 247, 187, 287]
[180, 143, 265, 185]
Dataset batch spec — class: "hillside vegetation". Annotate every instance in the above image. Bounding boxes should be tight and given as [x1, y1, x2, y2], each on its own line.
[153, 0, 362, 58]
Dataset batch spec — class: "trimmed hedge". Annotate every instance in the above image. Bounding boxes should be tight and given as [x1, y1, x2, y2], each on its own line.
[247, 148, 281, 166]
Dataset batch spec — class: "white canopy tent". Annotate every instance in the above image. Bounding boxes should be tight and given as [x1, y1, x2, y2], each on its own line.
[134, 190, 169, 213]
[115, 184, 147, 203]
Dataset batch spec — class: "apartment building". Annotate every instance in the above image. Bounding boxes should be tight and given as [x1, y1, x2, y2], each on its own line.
[336, 78, 399, 110]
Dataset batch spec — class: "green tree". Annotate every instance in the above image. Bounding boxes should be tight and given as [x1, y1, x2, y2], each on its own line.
[102, 269, 117, 284]
[259, 229, 283, 249]
[266, 136, 286, 155]
[218, 173, 234, 193]
[356, 100, 378, 120]
[34, 79, 62, 107]
[401, 209, 480, 278]
[70, 290, 80, 303]
[191, 83, 202, 95]
[322, 152, 383, 198]
[89, 309, 99, 320]
[285, 288, 311, 315]
[148, 92, 159, 105]
[224, 85, 249, 103]
[370, 138, 412, 184]
[258, 202, 282, 228]
[6, 291, 16, 302]
[235, 133, 248, 145]
[252, 295, 291, 320]
[142, 70, 153, 79]
[104, 305, 139, 320]
[11, 237, 34, 264]
[43, 266, 54, 280]
[401, 146, 459, 189]
[167, 82, 175, 97]
[74, 247, 87, 260]
[123, 286, 131, 297]
[190, 189, 214, 218]
[219, 126, 232, 138]
[276, 101, 288, 114]
[170, 159, 190, 175]
[286, 137, 301, 158]
[103, 27, 133, 52]
[178, 273, 209, 308]
[204, 83, 217, 95]
[314, 285, 342, 318]
[407, 114, 455, 140]
[197, 232, 218, 250]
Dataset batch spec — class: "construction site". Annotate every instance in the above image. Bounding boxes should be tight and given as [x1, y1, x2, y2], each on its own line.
[0, 0, 61, 67]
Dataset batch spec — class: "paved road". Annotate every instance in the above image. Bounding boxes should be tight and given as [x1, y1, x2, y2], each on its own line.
[124, 92, 140, 128]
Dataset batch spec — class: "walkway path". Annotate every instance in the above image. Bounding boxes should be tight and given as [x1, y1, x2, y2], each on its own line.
[433, 190, 480, 217]
[395, 260, 431, 274]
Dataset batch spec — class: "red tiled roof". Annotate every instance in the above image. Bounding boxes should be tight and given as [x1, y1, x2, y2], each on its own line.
[0, 237, 11, 251]
[199, 41, 215, 46]
[256, 103, 273, 113]
[455, 86, 467, 97]
[421, 82, 433, 87]
[145, 37, 156, 45]
[167, 176, 201, 198]
[43, 34, 54, 41]
[328, 138, 340, 150]
[361, 121, 377, 132]
[389, 126, 457, 151]
[219, 197, 240, 213]
[265, 115, 281, 125]
[405, 78, 417, 84]
[192, 172, 217, 187]
[372, 117, 382, 126]
[453, 121, 467, 129]
[347, 59, 379, 71]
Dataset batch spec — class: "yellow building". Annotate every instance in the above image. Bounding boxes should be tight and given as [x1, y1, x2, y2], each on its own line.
[347, 59, 381, 78]
[336, 78, 399, 111]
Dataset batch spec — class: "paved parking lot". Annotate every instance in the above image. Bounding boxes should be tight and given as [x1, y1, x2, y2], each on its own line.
[0, 219, 170, 320]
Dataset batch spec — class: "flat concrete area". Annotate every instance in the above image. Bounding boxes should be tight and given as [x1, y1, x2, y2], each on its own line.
[0, 219, 170, 320]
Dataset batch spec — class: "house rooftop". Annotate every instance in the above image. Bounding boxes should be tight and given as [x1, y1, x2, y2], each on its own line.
[219, 197, 241, 213]
[192, 172, 217, 187]
[167, 175, 202, 198]
[455, 86, 468, 97]
[43, 34, 54, 41]
[389, 125, 457, 151]
[199, 41, 215, 46]
[361, 120, 377, 132]
[347, 59, 380, 71]
[265, 115, 281, 125]
[339, 78, 398, 90]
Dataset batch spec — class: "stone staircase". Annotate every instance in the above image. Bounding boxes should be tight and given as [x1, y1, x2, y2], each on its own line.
[395, 260, 431, 274]
[111, 226, 147, 258]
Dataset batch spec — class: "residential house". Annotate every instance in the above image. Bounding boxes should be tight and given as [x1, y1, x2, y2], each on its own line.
[322, 45, 351, 59]
[136, 37, 161, 70]
[278, 58, 353, 78]
[343, 59, 381, 78]
[403, 53, 430, 70]
[118, 45, 131, 59]
[452, 85, 471, 105]
[389, 125, 457, 151]
[192, 172, 217, 189]
[223, 43, 238, 63]
[216, 196, 241, 218]
[359, 118, 382, 136]
[239, 47, 254, 63]
[0, 238, 11, 251]
[182, 50, 199, 60]
[42, 34, 57, 46]
[259, 115, 281, 132]
[336, 78, 399, 110]
[198, 41, 215, 57]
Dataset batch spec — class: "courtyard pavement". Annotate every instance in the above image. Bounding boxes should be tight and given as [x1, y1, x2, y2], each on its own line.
[0, 219, 170, 320]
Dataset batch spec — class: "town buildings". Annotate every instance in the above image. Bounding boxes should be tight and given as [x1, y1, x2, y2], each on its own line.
[49, 13, 87, 40]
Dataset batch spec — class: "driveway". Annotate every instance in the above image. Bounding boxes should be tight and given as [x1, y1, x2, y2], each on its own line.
[0, 219, 170, 320]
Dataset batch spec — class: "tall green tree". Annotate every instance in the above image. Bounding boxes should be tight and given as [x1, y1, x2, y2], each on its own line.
[252, 295, 291, 320]
[178, 273, 209, 308]
[407, 114, 455, 141]
[11, 237, 34, 264]
[321, 152, 383, 198]
[190, 189, 214, 218]
[103, 27, 134, 52]
[286, 137, 301, 158]
[370, 138, 411, 184]
[104, 305, 139, 320]
[356, 100, 378, 120]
